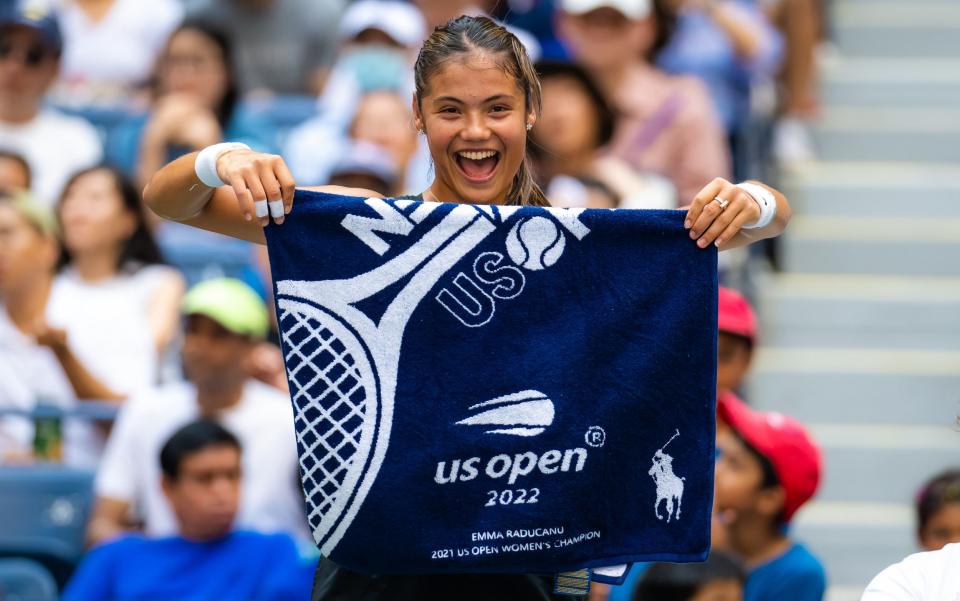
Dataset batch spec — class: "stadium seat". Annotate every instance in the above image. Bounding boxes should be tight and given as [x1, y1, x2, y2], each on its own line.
[49, 103, 139, 148]
[0, 558, 58, 601]
[239, 95, 319, 151]
[0, 467, 95, 588]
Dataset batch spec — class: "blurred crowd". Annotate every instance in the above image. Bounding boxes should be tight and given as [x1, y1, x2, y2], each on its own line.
[3, 0, 955, 600]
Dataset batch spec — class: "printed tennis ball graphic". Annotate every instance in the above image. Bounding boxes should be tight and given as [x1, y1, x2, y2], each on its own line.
[506, 216, 566, 271]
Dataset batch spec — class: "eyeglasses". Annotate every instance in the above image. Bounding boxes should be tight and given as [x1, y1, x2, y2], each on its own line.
[0, 39, 51, 67]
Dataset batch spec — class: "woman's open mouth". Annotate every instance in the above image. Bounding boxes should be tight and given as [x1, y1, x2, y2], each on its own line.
[455, 150, 500, 184]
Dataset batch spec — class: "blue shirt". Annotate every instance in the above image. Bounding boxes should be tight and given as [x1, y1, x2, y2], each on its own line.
[746, 542, 826, 601]
[63, 531, 316, 601]
[607, 563, 649, 601]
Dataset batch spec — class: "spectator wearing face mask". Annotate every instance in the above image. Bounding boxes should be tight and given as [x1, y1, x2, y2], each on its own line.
[557, 0, 730, 205]
[0, 2, 102, 207]
[285, 0, 430, 196]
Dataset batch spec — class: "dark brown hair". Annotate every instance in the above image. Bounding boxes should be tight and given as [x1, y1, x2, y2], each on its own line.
[650, 0, 678, 61]
[532, 60, 616, 149]
[57, 166, 165, 273]
[414, 15, 548, 207]
[916, 469, 960, 535]
[157, 20, 239, 127]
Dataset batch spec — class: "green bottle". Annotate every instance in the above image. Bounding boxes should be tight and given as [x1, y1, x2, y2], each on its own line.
[33, 414, 63, 462]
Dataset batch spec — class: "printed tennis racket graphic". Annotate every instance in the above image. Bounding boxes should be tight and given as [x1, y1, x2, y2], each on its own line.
[275, 202, 498, 555]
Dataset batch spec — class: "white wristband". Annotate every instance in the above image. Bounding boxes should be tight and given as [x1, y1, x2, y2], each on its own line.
[736, 182, 776, 229]
[194, 142, 250, 188]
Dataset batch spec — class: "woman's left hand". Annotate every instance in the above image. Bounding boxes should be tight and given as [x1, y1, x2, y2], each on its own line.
[33, 320, 68, 353]
[683, 177, 761, 249]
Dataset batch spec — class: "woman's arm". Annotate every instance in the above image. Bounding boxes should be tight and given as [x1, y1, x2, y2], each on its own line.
[146, 268, 186, 353]
[135, 96, 223, 191]
[35, 324, 125, 402]
[142, 148, 291, 244]
[684, 177, 792, 251]
[705, 1, 765, 60]
[142, 148, 382, 245]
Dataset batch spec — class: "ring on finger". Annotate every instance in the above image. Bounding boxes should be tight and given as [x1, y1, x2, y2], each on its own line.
[712, 196, 729, 212]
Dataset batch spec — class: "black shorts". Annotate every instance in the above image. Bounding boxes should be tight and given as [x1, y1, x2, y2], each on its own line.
[312, 559, 588, 601]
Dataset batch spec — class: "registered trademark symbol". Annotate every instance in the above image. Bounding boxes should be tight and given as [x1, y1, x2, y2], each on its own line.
[585, 426, 606, 448]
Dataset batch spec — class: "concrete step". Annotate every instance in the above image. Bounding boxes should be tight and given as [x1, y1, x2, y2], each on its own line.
[832, 3, 960, 58]
[746, 347, 960, 425]
[821, 59, 960, 108]
[810, 424, 960, 503]
[813, 108, 960, 163]
[794, 502, 916, 589]
[782, 162, 960, 218]
[780, 215, 960, 276]
[756, 274, 960, 349]
[794, 502, 915, 588]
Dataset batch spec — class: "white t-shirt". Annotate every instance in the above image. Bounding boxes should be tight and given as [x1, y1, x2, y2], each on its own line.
[47, 265, 179, 395]
[862, 543, 960, 600]
[55, 0, 183, 104]
[0, 306, 102, 467]
[95, 380, 310, 541]
[0, 108, 102, 207]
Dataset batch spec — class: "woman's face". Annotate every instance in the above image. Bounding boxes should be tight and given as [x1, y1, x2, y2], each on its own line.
[158, 29, 229, 110]
[536, 75, 600, 157]
[0, 203, 56, 294]
[351, 91, 418, 170]
[415, 52, 534, 205]
[558, 8, 655, 70]
[59, 170, 136, 258]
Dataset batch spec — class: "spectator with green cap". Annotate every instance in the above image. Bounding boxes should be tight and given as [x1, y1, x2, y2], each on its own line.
[88, 277, 310, 546]
[0, 190, 122, 466]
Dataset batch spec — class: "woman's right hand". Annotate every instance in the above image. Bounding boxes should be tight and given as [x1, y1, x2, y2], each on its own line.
[215, 148, 296, 227]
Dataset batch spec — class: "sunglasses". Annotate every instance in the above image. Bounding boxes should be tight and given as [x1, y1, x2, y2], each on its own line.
[0, 40, 51, 67]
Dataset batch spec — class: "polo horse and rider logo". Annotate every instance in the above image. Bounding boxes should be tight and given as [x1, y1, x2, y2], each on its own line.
[649, 429, 685, 523]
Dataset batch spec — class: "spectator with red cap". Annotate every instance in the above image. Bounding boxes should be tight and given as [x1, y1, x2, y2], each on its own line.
[717, 286, 757, 401]
[714, 394, 825, 601]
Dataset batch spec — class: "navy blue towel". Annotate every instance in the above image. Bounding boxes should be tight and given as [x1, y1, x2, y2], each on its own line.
[265, 190, 717, 576]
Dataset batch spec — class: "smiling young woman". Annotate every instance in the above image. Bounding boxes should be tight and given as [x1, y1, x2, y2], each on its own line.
[143, 15, 790, 600]
[144, 14, 789, 254]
